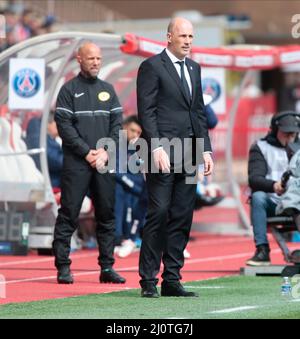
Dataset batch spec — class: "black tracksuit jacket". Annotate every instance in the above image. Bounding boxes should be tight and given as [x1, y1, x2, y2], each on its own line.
[55, 73, 123, 169]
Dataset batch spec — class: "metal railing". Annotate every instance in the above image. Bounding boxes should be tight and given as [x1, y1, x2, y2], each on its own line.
[0, 148, 45, 156]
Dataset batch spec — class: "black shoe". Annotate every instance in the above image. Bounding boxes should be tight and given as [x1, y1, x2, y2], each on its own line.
[57, 265, 73, 284]
[141, 282, 160, 298]
[100, 268, 126, 284]
[161, 281, 198, 297]
[246, 244, 271, 266]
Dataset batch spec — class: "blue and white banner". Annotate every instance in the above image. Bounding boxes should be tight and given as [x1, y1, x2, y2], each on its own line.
[9, 59, 45, 110]
[201, 67, 226, 115]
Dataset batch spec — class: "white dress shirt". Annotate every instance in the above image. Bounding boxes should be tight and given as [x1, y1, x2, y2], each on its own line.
[153, 48, 211, 155]
[165, 48, 192, 97]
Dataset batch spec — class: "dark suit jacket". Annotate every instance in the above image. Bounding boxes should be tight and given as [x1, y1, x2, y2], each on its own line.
[137, 49, 212, 156]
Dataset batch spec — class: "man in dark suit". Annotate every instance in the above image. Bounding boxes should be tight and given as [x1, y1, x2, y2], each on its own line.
[137, 17, 214, 298]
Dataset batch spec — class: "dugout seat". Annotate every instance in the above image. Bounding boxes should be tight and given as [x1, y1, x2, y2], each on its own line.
[267, 216, 300, 276]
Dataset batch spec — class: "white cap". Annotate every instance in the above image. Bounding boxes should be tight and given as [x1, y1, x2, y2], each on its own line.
[203, 94, 213, 106]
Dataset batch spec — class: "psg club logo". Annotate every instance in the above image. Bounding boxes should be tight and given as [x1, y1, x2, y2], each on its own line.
[13, 68, 41, 98]
[202, 78, 221, 103]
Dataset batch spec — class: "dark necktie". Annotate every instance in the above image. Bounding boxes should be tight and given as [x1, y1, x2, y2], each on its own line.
[176, 61, 191, 102]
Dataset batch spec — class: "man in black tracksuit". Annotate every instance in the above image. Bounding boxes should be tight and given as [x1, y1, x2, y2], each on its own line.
[53, 42, 125, 284]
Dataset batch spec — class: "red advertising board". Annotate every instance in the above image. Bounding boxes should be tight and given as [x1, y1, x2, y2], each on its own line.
[210, 93, 276, 158]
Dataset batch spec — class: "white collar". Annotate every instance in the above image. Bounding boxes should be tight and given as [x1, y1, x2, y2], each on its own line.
[165, 48, 186, 65]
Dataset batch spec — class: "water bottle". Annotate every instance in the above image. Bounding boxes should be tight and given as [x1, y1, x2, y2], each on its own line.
[281, 277, 292, 297]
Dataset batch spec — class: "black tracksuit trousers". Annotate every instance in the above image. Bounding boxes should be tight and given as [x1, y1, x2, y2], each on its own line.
[139, 172, 197, 286]
[53, 167, 116, 269]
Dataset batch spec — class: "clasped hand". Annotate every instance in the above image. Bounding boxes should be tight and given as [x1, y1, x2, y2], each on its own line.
[85, 148, 109, 170]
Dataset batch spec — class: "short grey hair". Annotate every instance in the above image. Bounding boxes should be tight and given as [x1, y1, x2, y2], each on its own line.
[167, 18, 176, 33]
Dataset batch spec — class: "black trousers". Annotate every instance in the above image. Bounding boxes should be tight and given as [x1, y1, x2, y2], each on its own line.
[139, 172, 197, 286]
[53, 167, 116, 269]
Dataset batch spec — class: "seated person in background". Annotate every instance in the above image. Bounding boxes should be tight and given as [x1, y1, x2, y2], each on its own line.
[26, 111, 63, 188]
[246, 111, 300, 266]
[115, 115, 147, 258]
[195, 102, 224, 209]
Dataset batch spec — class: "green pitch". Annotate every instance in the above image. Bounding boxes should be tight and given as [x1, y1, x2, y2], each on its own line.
[1, 276, 300, 319]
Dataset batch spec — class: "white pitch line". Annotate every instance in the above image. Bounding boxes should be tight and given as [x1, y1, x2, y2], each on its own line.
[0, 248, 282, 285]
[0, 265, 139, 285]
[183, 286, 225, 289]
[1, 245, 299, 286]
[0, 250, 235, 285]
[0, 237, 251, 268]
[0, 252, 97, 267]
[0, 236, 290, 269]
[188, 237, 251, 247]
[184, 246, 300, 265]
[209, 306, 258, 314]
[185, 252, 255, 264]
